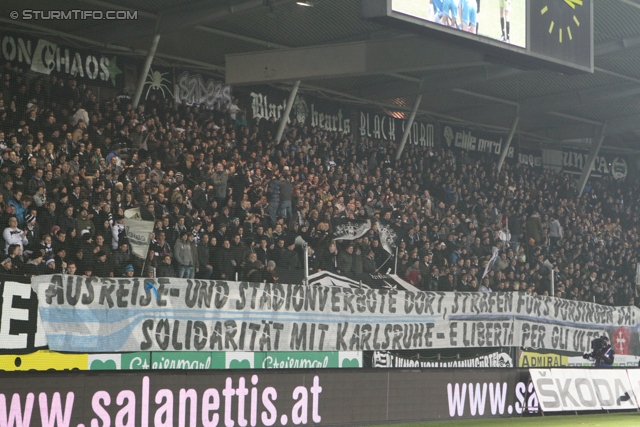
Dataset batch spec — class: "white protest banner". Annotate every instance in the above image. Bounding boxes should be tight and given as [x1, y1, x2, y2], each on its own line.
[530, 368, 637, 412]
[515, 321, 608, 354]
[33, 275, 640, 354]
[124, 208, 154, 258]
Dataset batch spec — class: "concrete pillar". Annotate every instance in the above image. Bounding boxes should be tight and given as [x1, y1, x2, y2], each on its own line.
[274, 80, 301, 143]
[395, 94, 423, 160]
[132, 33, 161, 109]
[577, 124, 607, 195]
[497, 115, 520, 173]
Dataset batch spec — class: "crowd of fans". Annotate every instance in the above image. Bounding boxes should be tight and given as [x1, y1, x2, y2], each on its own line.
[0, 59, 639, 307]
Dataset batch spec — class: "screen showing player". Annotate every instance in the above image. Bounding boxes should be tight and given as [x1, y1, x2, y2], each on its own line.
[392, 0, 526, 48]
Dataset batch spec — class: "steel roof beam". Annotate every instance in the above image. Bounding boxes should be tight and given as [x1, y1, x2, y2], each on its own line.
[158, 0, 292, 35]
[595, 34, 640, 56]
[225, 36, 486, 85]
[544, 124, 599, 141]
[446, 82, 640, 124]
[545, 112, 640, 140]
[0, 19, 225, 72]
[72, 0, 297, 43]
[349, 65, 521, 100]
[347, 33, 640, 101]
[79, 0, 292, 48]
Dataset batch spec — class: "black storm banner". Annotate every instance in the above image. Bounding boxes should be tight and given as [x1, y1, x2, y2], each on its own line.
[359, 111, 435, 147]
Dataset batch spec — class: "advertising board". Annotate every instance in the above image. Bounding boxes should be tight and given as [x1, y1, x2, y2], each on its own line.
[530, 369, 638, 412]
[0, 351, 361, 371]
[0, 368, 537, 427]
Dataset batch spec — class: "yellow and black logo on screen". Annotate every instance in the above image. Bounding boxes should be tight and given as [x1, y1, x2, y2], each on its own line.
[530, 0, 592, 70]
[0, 351, 88, 371]
[518, 351, 568, 368]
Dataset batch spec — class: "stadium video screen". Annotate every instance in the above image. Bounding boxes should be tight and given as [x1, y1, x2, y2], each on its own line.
[363, 0, 593, 73]
[392, 0, 526, 48]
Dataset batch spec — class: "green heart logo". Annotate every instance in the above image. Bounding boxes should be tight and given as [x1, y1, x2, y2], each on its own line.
[229, 360, 251, 369]
[341, 358, 360, 368]
[90, 359, 117, 370]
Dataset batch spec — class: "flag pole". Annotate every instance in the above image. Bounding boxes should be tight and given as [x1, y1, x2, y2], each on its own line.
[376, 253, 393, 274]
[394, 245, 398, 275]
[304, 243, 309, 285]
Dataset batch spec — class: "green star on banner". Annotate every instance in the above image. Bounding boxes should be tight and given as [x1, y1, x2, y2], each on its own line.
[106, 56, 122, 86]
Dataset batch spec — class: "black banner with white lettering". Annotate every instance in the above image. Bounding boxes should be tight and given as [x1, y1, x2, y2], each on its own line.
[0, 32, 128, 88]
[359, 111, 435, 147]
[237, 86, 352, 134]
[551, 148, 629, 179]
[441, 124, 543, 168]
[367, 349, 515, 368]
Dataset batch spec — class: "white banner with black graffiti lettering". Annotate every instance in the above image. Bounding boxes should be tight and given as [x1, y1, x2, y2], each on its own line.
[531, 368, 638, 412]
[33, 275, 640, 353]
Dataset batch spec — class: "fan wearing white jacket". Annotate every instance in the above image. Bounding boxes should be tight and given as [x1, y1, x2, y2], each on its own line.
[3, 217, 28, 255]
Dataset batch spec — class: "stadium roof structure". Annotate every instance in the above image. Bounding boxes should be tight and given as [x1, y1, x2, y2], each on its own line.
[4, 0, 640, 154]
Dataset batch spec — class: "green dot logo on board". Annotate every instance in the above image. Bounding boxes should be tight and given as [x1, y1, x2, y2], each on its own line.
[340, 358, 360, 368]
[88, 355, 120, 370]
[339, 351, 362, 368]
[227, 352, 255, 369]
[229, 360, 252, 369]
[89, 359, 118, 370]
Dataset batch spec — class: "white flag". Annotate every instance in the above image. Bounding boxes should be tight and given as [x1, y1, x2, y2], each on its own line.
[332, 218, 371, 241]
[124, 208, 154, 259]
[140, 131, 150, 151]
[482, 248, 500, 279]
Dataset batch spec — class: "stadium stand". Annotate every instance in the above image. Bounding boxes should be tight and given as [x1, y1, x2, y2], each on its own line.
[0, 59, 637, 307]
